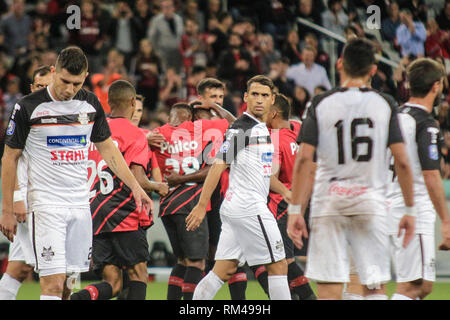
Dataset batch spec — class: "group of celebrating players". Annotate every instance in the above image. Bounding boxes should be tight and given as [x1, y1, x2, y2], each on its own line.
[0, 38, 449, 301]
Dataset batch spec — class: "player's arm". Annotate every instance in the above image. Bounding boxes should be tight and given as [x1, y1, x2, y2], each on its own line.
[94, 137, 152, 214]
[185, 159, 228, 231]
[206, 103, 236, 125]
[130, 164, 169, 197]
[166, 165, 211, 187]
[0, 146, 22, 241]
[270, 175, 291, 204]
[13, 175, 27, 223]
[151, 166, 163, 183]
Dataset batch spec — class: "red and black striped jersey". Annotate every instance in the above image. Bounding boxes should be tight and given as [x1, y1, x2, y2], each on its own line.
[151, 118, 229, 216]
[140, 128, 160, 179]
[88, 117, 151, 235]
[268, 122, 301, 220]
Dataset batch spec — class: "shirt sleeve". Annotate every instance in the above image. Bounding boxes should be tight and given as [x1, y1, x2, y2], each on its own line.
[127, 130, 150, 169]
[297, 101, 318, 147]
[90, 97, 111, 143]
[4, 103, 30, 149]
[417, 119, 441, 171]
[386, 100, 404, 146]
[215, 125, 247, 164]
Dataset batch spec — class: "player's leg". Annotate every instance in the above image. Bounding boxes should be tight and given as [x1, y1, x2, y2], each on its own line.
[249, 265, 269, 297]
[0, 261, 33, 300]
[126, 261, 148, 300]
[228, 265, 247, 300]
[39, 273, 67, 299]
[342, 251, 364, 300]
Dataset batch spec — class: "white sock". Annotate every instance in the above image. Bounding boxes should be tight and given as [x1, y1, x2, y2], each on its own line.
[0, 273, 22, 300]
[342, 292, 363, 300]
[192, 271, 224, 300]
[268, 275, 291, 300]
[365, 294, 388, 300]
[391, 293, 413, 300]
[40, 295, 62, 300]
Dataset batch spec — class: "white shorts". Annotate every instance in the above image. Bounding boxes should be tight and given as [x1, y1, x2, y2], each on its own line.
[306, 215, 390, 286]
[8, 219, 35, 266]
[389, 232, 435, 283]
[30, 206, 92, 277]
[215, 212, 286, 266]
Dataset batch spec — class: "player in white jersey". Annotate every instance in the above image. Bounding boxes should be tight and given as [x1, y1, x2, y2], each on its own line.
[186, 75, 292, 300]
[0, 66, 52, 300]
[387, 58, 450, 300]
[287, 38, 416, 300]
[0, 47, 152, 300]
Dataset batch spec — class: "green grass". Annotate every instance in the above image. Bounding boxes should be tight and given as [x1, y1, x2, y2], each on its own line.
[15, 280, 450, 300]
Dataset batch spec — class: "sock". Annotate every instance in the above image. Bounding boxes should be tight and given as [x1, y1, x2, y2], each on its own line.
[287, 262, 316, 300]
[167, 264, 186, 300]
[0, 273, 22, 300]
[250, 265, 269, 297]
[193, 271, 224, 300]
[268, 275, 291, 300]
[182, 266, 204, 300]
[117, 269, 130, 300]
[70, 282, 113, 300]
[228, 267, 247, 300]
[342, 292, 363, 300]
[365, 294, 388, 300]
[126, 281, 147, 300]
[40, 295, 62, 300]
[391, 293, 413, 300]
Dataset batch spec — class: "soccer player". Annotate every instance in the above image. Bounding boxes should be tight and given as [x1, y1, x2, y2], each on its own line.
[387, 58, 450, 300]
[186, 75, 292, 300]
[265, 93, 316, 300]
[0, 65, 52, 300]
[70, 80, 168, 300]
[0, 47, 152, 300]
[151, 102, 233, 300]
[287, 38, 416, 300]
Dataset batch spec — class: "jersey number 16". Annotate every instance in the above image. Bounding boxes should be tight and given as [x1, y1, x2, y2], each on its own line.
[334, 118, 374, 164]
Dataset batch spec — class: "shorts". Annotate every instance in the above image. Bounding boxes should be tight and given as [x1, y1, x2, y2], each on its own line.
[30, 206, 92, 277]
[306, 215, 390, 286]
[389, 233, 436, 282]
[8, 219, 35, 266]
[162, 214, 209, 260]
[277, 214, 303, 259]
[215, 212, 286, 267]
[92, 228, 150, 274]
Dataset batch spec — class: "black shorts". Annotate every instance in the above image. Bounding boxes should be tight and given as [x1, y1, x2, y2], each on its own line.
[207, 184, 223, 247]
[277, 205, 311, 258]
[92, 228, 150, 273]
[162, 214, 209, 260]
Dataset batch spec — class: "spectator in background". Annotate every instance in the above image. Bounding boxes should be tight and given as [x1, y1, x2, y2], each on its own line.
[313, 85, 327, 97]
[381, 1, 401, 42]
[183, 0, 205, 33]
[259, 0, 292, 44]
[437, 1, 450, 30]
[286, 45, 331, 96]
[159, 67, 184, 108]
[217, 32, 256, 92]
[281, 28, 302, 65]
[321, 0, 348, 37]
[133, 0, 155, 41]
[180, 18, 210, 75]
[210, 12, 233, 61]
[135, 38, 162, 112]
[393, 53, 416, 103]
[402, 0, 428, 23]
[396, 9, 427, 57]
[148, 0, 184, 72]
[3, 76, 22, 121]
[426, 18, 450, 59]
[295, 0, 323, 39]
[303, 32, 329, 72]
[259, 33, 282, 75]
[0, 0, 31, 58]
[186, 65, 207, 102]
[204, 0, 222, 32]
[292, 85, 310, 119]
[268, 57, 295, 98]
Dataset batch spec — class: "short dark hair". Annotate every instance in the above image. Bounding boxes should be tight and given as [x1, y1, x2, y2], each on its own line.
[136, 94, 145, 103]
[55, 46, 88, 75]
[192, 65, 206, 75]
[273, 93, 291, 120]
[407, 58, 445, 98]
[342, 38, 376, 78]
[246, 75, 275, 94]
[171, 102, 193, 115]
[32, 65, 51, 84]
[197, 77, 225, 95]
[108, 80, 136, 110]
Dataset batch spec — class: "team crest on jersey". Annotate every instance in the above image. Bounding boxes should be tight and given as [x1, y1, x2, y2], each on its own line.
[6, 120, 15, 135]
[41, 247, 55, 261]
[261, 152, 273, 162]
[275, 240, 283, 252]
[429, 145, 439, 160]
[220, 141, 231, 153]
[78, 112, 89, 125]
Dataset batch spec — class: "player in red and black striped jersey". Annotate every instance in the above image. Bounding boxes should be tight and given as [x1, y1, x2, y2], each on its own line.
[71, 80, 169, 301]
[151, 101, 234, 300]
[265, 94, 316, 300]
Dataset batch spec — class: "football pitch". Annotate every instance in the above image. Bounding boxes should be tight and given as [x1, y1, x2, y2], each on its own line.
[15, 280, 450, 300]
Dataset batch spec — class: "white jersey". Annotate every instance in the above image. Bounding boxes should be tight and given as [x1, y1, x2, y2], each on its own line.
[386, 103, 439, 233]
[299, 87, 404, 217]
[216, 112, 274, 217]
[4, 86, 111, 211]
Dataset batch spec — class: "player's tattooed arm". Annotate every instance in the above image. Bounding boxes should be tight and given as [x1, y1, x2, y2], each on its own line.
[131, 164, 169, 196]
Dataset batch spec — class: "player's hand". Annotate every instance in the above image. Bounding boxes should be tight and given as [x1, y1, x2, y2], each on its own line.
[133, 186, 153, 216]
[185, 205, 207, 231]
[287, 214, 308, 249]
[438, 220, 450, 250]
[398, 215, 415, 248]
[13, 200, 27, 223]
[156, 182, 169, 197]
[0, 211, 18, 242]
[147, 131, 166, 148]
[166, 170, 183, 187]
[282, 190, 292, 204]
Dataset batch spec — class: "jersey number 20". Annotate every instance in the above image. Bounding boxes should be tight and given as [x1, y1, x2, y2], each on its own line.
[334, 118, 373, 164]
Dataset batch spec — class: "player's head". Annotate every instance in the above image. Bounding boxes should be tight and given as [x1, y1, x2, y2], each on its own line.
[190, 100, 213, 120]
[340, 38, 377, 81]
[197, 77, 225, 106]
[108, 79, 136, 119]
[169, 102, 193, 125]
[51, 46, 89, 101]
[131, 94, 145, 126]
[406, 57, 445, 100]
[244, 75, 275, 121]
[30, 65, 52, 93]
[266, 93, 291, 129]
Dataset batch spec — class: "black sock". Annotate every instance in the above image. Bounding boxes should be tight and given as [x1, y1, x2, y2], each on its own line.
[228, 267, 247, 300]
[70, 282, 113, 300]
[126, 281, 147, 300]
[117, 270, 130, 300]
[167, 264, 186, 300]
[182, 266, 203, 300]
[288, 262, 316, 300]
[250, 265, 269, 297]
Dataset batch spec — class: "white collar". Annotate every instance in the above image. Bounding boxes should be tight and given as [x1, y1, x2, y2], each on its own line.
[403, 102, 428, 112]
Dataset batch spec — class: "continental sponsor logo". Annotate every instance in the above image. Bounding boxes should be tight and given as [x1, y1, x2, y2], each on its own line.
[47, 135, 87, 147]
